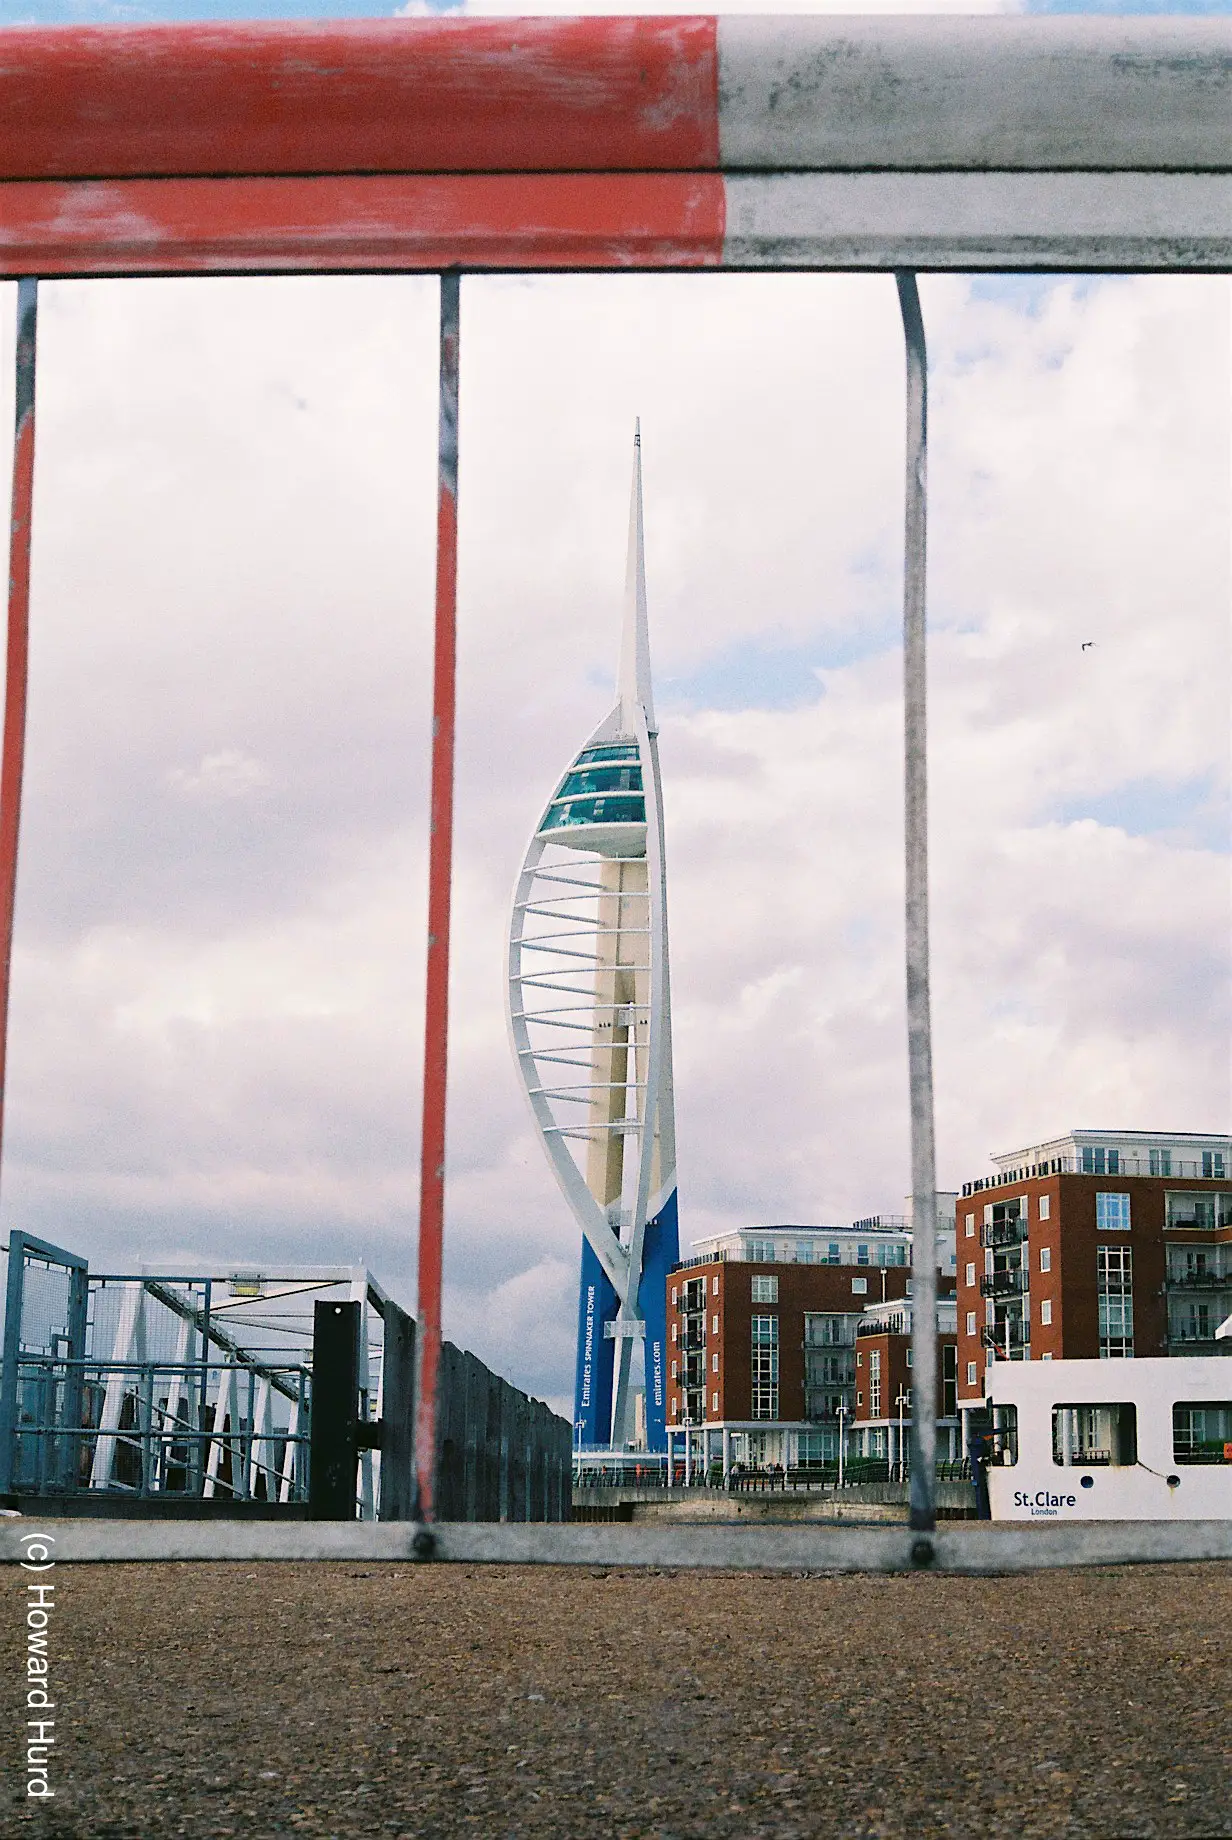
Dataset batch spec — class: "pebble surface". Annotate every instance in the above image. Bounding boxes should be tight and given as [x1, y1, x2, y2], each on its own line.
[5, 1560, 1230, 1838]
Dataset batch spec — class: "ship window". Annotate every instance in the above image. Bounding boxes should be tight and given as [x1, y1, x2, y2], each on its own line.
[991, 1403, 1018, 1466]
[1052, 1403, 1137, 1468]
[1172, 1401, 1232, 1465]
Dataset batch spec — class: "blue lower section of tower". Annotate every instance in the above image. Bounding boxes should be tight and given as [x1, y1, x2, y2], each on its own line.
[638, 1189, 679, 1455]
[573, 1237, 618, 1448]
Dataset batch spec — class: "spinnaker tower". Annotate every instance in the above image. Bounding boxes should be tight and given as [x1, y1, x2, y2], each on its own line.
[506, 426, 679, 1452]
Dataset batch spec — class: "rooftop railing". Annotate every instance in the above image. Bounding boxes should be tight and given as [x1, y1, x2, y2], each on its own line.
[964, 1156, 1227, 1194]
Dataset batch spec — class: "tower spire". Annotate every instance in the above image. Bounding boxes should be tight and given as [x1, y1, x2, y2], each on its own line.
[617, 419, 655, 734]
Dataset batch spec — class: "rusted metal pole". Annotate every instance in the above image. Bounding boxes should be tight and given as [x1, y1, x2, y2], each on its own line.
[413, 271, 460, 1526]
[0, 279, 37, 1182]
[896, 271, 938, 1540]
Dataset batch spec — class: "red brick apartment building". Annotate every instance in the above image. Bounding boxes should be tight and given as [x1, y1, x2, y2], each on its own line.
[852, 1297, 958, 1462]
[664, 1216, 959, 1476]
[956, 1129, 1232, 1428]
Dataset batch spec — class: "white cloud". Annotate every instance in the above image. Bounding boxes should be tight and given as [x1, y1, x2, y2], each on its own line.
[0, 265, 1226, 1405]
[167, 748, 271, 801]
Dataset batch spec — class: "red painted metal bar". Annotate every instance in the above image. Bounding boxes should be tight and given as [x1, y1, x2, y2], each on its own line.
[0, 278, 36, 1180]
[0, 20, 719, 181]
[0, 174, 727, 279]
[413, 272, 460, 1526]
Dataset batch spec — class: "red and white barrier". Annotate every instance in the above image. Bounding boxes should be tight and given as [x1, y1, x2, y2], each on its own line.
[0, 17, 1229, 274]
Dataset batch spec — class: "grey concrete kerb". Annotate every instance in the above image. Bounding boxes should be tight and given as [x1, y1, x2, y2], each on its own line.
[2, 1518, 1230, 1573]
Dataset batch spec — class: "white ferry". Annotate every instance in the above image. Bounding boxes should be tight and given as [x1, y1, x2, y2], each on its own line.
[985, 1356, 1231, 1522]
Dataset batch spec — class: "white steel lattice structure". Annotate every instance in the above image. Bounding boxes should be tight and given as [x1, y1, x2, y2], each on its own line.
[507, 429, 678, 1453]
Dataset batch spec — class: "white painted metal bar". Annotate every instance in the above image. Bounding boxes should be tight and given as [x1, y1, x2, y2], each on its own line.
[715, 19, 1232, 172]
[897, 272, 938, 1536]
[721, 173, 1232, 271]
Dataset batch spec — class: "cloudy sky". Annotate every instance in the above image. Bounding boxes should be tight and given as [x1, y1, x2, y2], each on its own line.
[0, 1, 1229, 1415]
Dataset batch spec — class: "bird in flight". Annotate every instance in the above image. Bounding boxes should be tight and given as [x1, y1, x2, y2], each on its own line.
[1081, 642, 1096, 651]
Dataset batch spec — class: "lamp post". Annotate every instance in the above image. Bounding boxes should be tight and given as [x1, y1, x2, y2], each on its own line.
[835, 1401, 849, 1489]
[894, 1386, 911, 1483]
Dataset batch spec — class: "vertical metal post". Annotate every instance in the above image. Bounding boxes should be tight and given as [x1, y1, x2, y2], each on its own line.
[194, 1278, 212, 1495]
[0, 279, 37, 1184]
[897, 272, 938, 1538]
[413, 271, 460, 1526]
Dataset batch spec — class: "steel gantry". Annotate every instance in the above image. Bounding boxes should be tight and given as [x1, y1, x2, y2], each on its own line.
[1, 16, 1229, 1542]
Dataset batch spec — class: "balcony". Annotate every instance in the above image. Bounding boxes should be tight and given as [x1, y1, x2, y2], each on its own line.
[980, 1268, 1028, 1300]
[983, 1328, 1029, 1358]
[1166, 1332, 1230, 1355]
[1163, 1270, 1232, 1291]
[980, 1219, 1027, 1250]
[679, 1327, 706, 1351]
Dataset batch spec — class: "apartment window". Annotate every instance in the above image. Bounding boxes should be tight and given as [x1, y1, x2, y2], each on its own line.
[825, 1242, 841, 1265]
[711, 1353, 719, 1374]
[712, 1391, 719, 1414]
[671, 1322, 677, 1344]
[748, 1238, 777, 1262]
[712, 1275, 720, 1296]
[1039, 1247, 1051, 1274]
[671, 1360, 677, 1379]
[856, 1391, 863, 1406]
[795, 1241, 814, 1264]
[1202, 1151, 1226, 1180]
[965, 1262, 976, 1287]
[856, 1351, 862, 1367]
[906, 1348, 912, 1367]
[966, 1362, 978, 1387]
[942, 1345, 958, 1417]
[1082, 1147, 1120, 1176]
[1097, 1245, 1134, 1358]
[712, 1314, 719, 1334]
[750, 1315, 779, 1420]
[751, 1275, 779, 1304]
[1038, 1194, 1051, 1222]
[1039, 1299, 1053, 1326]
[1172, 1401, 1232, 1465]
[982, 1205, 992, 1227]
[869, 1349, 882, 1418]
[1042, 1353, 1053, 1361]
[966, 1311, 977, 1336]
[857, 1243, 870, 1266]
[1150, 1148, 1172, 1177]
[851, 1277, 868, 1296]
[670, 1286, 677, 1305]
[1096, 1192, 1131, 1232]
[965, 1213, 975, 1238]
[1053, 1402, 1137, 1467]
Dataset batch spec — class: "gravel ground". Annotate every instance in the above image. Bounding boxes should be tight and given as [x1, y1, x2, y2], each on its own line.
[5, 1560, 1230, 1839]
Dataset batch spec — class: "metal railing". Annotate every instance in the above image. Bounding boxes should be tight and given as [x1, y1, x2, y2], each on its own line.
[6, 1355, 311, 1503]
[980, 1220, 1028, 1249]
[965, 1155, 1226, 1194]
[980, 1269, 1029, 1299]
